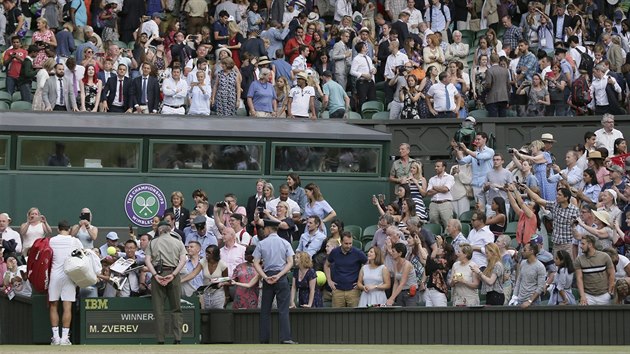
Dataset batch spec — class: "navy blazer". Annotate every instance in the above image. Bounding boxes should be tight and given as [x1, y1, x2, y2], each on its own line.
[129, 75, 161, 113]
[101, 76, 131, 111]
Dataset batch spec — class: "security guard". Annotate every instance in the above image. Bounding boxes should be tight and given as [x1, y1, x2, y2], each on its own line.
[253, 219, 297, 344]
[145, 221, 187, 344]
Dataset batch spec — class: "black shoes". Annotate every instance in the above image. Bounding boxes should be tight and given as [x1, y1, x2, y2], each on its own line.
[281, 340, 299, 344]
[173, 340, 181, 344]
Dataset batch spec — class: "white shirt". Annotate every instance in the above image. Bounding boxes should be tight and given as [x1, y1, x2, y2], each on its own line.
[467, 225, 494, 267]
[615, 254, 630, 279]
[282, 9, 300, 27]
[1, 227, 22, 253]
[334, 0, 353, 22]
[406, 7, 424, 34]
[187, 67, 211, 85]
[590, 75, 621, 107]
[384, 51, 409, 79]
[427, 172, 455, 202]
[112, 76, 125, 106]
[141, 19, 160, 39]
[350, 53, 374, 81]
[289, 85, 315, 117]
[291, 55, 308, 84]
[595, 127, 624, 156]
[162, 77, 189, 107]
[50, 235, 83, 274]
[188, 82, 212, 115]
[56, 77, 66, 106]
[64, 65, 85, 96]
[427, 81, 459, 112]
[266, 197, 301, 217]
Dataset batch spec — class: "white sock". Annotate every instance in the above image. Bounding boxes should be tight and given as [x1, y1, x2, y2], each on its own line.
[52, 327, 60, 339]
[62, 328, 70, 339]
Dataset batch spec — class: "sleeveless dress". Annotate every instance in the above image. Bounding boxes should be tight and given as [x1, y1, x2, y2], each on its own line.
[358, 264, 388, 306]
[76, 226, 94, 249]
[400, 90, 420, 119]
[23, 223, 46, 254]
[418, 79, 434, 118]
[216, 69, 238, 116]
[84, 83, 99, 111]
[292, 268, 323, 307]
[474, 68, 488, 109]
[32, 69, 49, 111]
[232, 262, 259, 309]
[408, 181, 428, 221]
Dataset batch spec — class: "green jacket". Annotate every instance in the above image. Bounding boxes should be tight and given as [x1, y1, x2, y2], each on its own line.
[17, 57, 36, 87]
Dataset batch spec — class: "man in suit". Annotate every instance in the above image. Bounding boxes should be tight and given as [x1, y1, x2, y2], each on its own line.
[129, 62, 160, 113]
[391, 11, 410, 44]
[551, 5, 572, 43]
[603, 34, 623, 73]
[42, 63, 78, 112]
[101, 63, 131, 113]
[17, 45, 39, 102]
[97, 58, 116, 84]
[165, 191, 190, 232]
[484, 54, 510, 117]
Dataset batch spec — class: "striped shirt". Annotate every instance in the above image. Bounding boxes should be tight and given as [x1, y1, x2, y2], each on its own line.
[574, 251, 614, 296]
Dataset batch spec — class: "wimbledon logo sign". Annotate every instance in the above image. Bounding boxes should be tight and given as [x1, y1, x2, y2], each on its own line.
[124, 183, 167, 227]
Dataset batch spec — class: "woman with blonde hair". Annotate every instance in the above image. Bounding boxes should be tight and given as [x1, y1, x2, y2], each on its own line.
[422, 34, 445, 72]
[32, 58, 56, 111]
[274, 76, 290, 117]
[32, 17, 57, 69]
[226, 20, 245, 68]
[471, 243, 505, 305]
[19, 207, 52, 256]
[290, 252, 323, 308]
[358, 246, 390, 306]
[450, 243, 480, 306]
[406, 160, 428, 221]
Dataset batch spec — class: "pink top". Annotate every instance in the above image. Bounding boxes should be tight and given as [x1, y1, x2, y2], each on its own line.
[219, 243, 246, 277]
[595, 166, 609, 187]
[32, 30, 54, 69]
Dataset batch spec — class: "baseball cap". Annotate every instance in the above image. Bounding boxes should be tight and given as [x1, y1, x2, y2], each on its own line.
[106, 232, 119, 241]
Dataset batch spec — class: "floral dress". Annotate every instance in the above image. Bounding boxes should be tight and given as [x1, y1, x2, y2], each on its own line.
[232, 262, 259, 309]
[84, 82, 99, 111]
[400, 90, 421, 119]
[474, 67, 488, 109]
[292, 268, 323, 308]
[32, 30, 54, 69]
[216, 69, 238, 116]
[526, 87, 549, 117]
[418, 79, 435, 118]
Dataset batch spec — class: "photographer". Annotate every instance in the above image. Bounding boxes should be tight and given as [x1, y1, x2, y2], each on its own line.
[213, 193, 247, 233]
[70, 207, 99, 249]
[388, 64, 410, 119]
[2, 36, 27, 96]
[516, 73, 550, 117]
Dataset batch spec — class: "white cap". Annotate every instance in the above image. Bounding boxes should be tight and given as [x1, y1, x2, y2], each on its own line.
[464, 117, 476, 124]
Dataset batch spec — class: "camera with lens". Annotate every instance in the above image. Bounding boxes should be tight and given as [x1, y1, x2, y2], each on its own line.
[397, 65, 407, 76]
[508, 148, 515, 154]
[216, 201, 227, 208]
[257, 206, 265, 219]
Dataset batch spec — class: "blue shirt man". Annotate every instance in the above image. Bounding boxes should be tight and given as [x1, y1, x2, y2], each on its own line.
[185, 215, 218, 254]
[325, 234, 367, 308]
[71, 0, 88, 27]
[296, 216, 326, 257]
[453, 132, 495, 207]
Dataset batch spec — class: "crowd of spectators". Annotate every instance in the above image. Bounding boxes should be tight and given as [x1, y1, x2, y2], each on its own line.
[2, 0, 630, 118]
[3, 120, 630, 308]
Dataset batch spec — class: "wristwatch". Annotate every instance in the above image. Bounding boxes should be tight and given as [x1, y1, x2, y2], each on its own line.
[526, 299, 533, 304]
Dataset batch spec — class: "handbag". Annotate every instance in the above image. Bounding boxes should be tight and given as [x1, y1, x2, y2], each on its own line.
[469, 19, 481, 32]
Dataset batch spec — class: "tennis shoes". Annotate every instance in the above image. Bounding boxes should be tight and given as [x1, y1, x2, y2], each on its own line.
[51, 337, 72, 345]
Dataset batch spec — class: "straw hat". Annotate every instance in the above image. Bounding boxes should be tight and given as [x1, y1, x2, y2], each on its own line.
[540, 133, 556, 142]
[592, 210, 612, 227]
[587, 151, 603, 159]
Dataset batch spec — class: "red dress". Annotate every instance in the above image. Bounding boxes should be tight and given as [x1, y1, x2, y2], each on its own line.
[229, 35, 242, 68]
[232, 262, 258, 309]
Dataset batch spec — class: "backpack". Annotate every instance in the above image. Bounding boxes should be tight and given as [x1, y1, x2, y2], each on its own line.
[571, 75, 591, 106]
[62, 0, 82, 23]
[453, 125, 476, 150]
[576, 47, 594, 74]
[27, 237, 54, 293]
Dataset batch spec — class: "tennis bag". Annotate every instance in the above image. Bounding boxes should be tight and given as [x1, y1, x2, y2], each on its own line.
[27, 237, 54, 293]
[64, 249, 99, 287]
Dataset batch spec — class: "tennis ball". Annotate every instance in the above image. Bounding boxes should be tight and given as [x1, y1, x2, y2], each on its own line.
[107, 246, 117, 256]
[316, 271, 326, 287]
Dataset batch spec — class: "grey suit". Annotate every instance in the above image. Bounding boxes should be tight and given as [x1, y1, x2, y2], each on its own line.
[331, 41, 351, 90]
[42, 76, 77, 111]
[484, 64, 510, 117]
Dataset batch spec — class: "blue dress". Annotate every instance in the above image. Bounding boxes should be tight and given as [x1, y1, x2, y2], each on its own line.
[292, 268, 323, 308]
[534, 151, 556, 201]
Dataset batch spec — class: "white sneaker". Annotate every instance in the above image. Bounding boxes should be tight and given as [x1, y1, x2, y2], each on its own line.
[59, 337, 72, 345]
[51, 337, 60, 345]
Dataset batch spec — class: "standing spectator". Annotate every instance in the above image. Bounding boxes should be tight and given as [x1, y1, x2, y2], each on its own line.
[303, 183, 337, 235]
[64, 58, 85, 108]
[590, 65, 622, 116]
[548, 151, 584, 192]
[247, 68, 277, 117]
[32, 58, 55, 111]
[325, 233, 367, 308]
[284, 28, 311, 65]
[467, 210, 495, 269]
[357, 246, 390, 306]
[17, 45, 38, 102]
[387, 62, 409, 119]
[426, 71, 460, 118]
[145, 222, 187, 344]
[184, 0, 208, 37]
[261, 21, 289, 60]
[350, 42, 377, 112]
[509, 242, 546, 307]
[516, 73, 550, 117]
[181, 243, 229, 309]
[331, 30, 352, 91]
[180, 241, 204, 297]
[100, 64, 131, 113]
[511, 140, 556, 201]
[506, 183, 538, 247]
[48, 220, 83, 345]
[422, 34, 444, 72]
[595, 114, 624, 157]
[452, 132, 495, 207]
[501, 15, 522, 51]
[449, 243, 480, 306]
[70, 0, 88, 40]
[32, 18, 57, 70]
[287, 72, 316, 119]
[424, 244, 455, 307]
[484, 54, 510, 117]
[253, 219, 297, 344]
[385, 243, 418, 306]
[426, 160, 454, 230]
[3, 36, 27, 96]
[42, 63, 78, 112]
[2, 0, 24, 42]
[79, 64, 102, 112]
[446, 219, 468, 254]
[240, 29, 268, 59]
[526, 187, 580, 256]
[424, 0, 450, 37]
[161, 66, 188, 115]
[548, 250, 577, 305]
[230, 245, 259, 309]
[219, 228, 245, 281]
[290, 252, 323, 308]
[296, 216, 326, 258]
[482, 153, 513, 215]
[321, 71, 350, 118]
[129, 62, 160, 114]
[212, 57, 241, 116]
[575, 235, 616, 305]
[472, 243, 505, 305]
